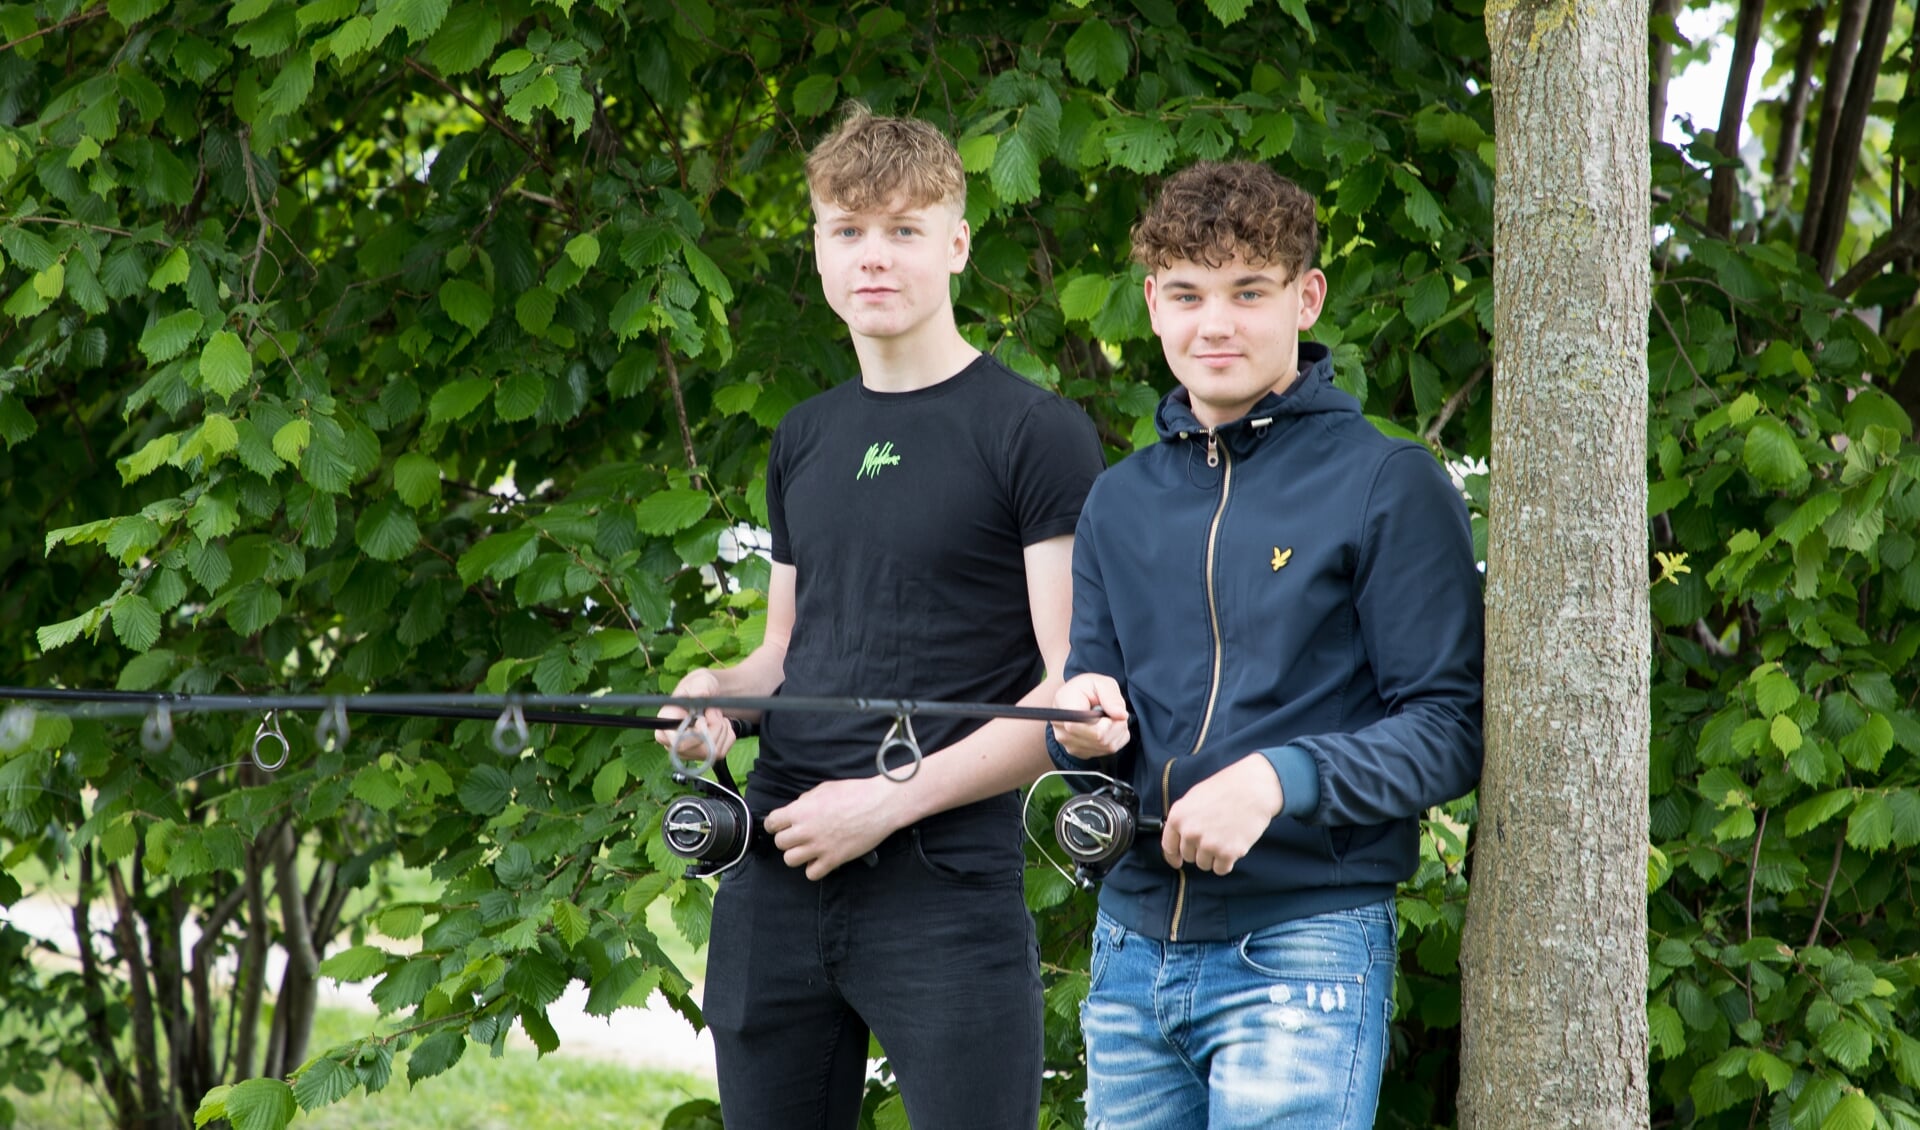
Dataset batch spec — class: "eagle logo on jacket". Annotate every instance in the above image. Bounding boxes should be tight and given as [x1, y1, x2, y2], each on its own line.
[1271, 547, 1293, 571]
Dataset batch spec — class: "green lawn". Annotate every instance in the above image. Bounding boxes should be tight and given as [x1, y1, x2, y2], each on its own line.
[2, 1006, 717, 1130]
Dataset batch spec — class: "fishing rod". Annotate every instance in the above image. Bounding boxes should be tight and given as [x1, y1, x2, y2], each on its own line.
[0, 685, 1103, 776]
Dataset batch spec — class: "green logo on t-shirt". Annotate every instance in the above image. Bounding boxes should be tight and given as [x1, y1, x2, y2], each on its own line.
[857, 441, 901, 480]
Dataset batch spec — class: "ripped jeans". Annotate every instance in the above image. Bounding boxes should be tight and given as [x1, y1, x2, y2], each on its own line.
[1080, 902, 1397, 1130]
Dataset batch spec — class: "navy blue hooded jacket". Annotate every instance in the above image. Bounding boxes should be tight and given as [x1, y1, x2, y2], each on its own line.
[1048, 342, 1484, 942]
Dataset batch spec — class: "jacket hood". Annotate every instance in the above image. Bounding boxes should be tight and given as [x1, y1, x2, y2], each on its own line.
[1154, 341, 1351, 445]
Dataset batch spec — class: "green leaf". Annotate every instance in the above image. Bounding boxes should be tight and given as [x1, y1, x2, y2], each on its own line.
[1753, 670, 1799, 717]
[421, 1, 499, 73]
[117, 648, 176, 691]
[139, 309, 204, 362]
[552, 899, 589, 948]
[516, 285, 557, 334]
[457, 764, 513, 815]
[1770, 713, 1802, 754]
[119, 433, 180, 482]
[393, 452, 441, 508]
[1064, 19, 1129, 88]
[227, 581, 284, 636]
[438, 278, 493, 333]
[259, 47, 314, 121]
[458, 528, 539, 584]
[504, 953, 569, 1009]
[110, 0, 167, 25]
[1205, 0, 1251, 24]
[495, 372, 546, 422]
[224, 1078, 297, 1130]
[792, 74, 838, 118]
[490, 48, 533, 76]
[680, 239, 734, 304]
[1104, 116, 1176, 175]
[1820, 1092, 1876, 1130]
[1058, 274, 1112, 323]
[1648, 1002, 1686, 1058]
[635, 488, 710, 534]
[199, 332, 253, 399]
[111, 594, 162, 652]
[355, 498, 420, 561]
[148, 246, 189, 290]
[272, 418, 311, 464]
[405, 1031, 465, 1083]
[1787, 789, 1855, 836]
[292, 1057, 358, 1111]
[504, 74, 558, 122]
[1848, 792, 1894, 852]
[565, 232, 600, 268]
[1744, 418, 1808, 487]
[319, 944, 389, 982]
[428, 376, 492, 424]
[991, 127, 1042, 205]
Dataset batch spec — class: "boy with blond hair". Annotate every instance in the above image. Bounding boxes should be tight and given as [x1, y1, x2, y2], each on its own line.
[1050, 161, 1484, 1127]
[659, 105, 1103, 1128]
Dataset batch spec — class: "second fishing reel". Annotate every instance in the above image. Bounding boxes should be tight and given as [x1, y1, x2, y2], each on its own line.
[1046, 775, 1163, 890]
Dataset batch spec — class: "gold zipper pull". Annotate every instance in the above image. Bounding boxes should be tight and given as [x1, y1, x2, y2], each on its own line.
[1205, 430, 1219, 468]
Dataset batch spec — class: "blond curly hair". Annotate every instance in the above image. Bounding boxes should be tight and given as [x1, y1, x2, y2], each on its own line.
[805, 103, 966, 214]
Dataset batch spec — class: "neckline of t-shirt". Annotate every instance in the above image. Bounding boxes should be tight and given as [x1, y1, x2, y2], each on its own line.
[853, 354, 997, 402]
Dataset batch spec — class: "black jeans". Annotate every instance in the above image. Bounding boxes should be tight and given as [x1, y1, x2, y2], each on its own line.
[701, 826, 1043, 1130]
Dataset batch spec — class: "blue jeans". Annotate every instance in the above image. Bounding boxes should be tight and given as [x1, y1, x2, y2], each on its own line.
[1082, 902, 1397, 1130]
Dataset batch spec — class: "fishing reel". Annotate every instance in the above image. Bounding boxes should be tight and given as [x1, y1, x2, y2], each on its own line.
[662, 774, 757, 879]
[1043, 774, 1163, 890]
[660, 717, 758, 879]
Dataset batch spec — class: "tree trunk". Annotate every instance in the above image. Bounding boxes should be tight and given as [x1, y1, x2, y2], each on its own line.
[1461, 0, 1652, 1126]
[1799, 0, 1870, 256]
[1647, 0, 1681, 141]
[1769, 5, 1825, 199]
[1809, 0, 1897, 279]
[1707, 0, 1768, 236]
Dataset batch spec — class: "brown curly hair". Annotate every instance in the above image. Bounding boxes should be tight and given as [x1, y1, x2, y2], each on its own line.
[1130, 161, 1319, 278]
[805, 103, 967, 214]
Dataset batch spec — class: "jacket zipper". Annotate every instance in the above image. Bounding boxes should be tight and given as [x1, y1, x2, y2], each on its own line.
[1169, 427, 1232, 941]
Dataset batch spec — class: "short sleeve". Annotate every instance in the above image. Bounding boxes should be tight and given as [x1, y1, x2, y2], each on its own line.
[766, 423, 793, 565]
[1004, 395, 1106, 546]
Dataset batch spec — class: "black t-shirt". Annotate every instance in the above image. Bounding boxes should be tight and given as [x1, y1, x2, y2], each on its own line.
[757, 355, 1104, 864]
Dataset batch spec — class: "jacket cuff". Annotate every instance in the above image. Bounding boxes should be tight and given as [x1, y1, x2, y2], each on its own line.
[1259, 744, 1321, 820]
[1044, 725, 1103, 780]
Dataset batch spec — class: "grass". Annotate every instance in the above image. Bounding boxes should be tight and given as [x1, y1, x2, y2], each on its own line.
[2, 1006, 717, 1130]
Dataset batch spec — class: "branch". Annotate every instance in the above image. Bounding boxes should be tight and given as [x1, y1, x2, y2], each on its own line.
[238, 127, 275, 309]
[0, 5, 106, 52]
[5, 215, 138, 238]
[1423, 363, 1488, 447]
[404, 58, 553, 176]
[1805, 833, 1846, 948]
[658, 335, 702, 489]
[1829, 207, 1920, 298]
[1744, 808, 1766, 1016]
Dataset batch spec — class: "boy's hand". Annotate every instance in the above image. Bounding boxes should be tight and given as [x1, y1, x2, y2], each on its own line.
[1051, 673, 1131, 758]
[1161, 754, 1285, 875]
[654, 668, 735, 764]
[765, 776, 904, 880]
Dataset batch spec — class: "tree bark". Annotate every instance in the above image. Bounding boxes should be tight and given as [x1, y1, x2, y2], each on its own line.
[1769, 5, 1825, 198]
[1808, 0, 1896, 279]
[1461, 0, 1652, 1126]
[1707, 0, 1769, 236]
[1799, 0, 1870, 256]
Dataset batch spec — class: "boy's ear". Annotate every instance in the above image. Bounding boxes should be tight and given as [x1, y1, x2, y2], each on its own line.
[948, 215, 972, 272]
[1295, 268, 1329, 333]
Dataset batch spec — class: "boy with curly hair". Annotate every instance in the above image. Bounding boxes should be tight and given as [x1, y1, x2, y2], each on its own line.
[1050, 160, 1484, 1127]
[659, 105, 1104, 1129]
